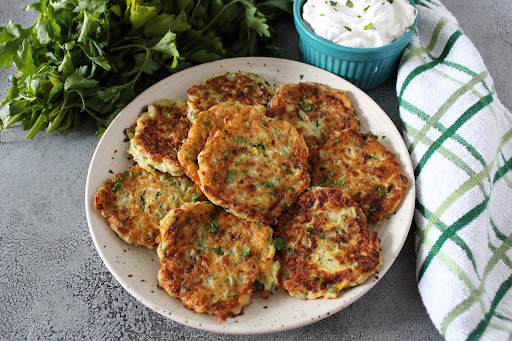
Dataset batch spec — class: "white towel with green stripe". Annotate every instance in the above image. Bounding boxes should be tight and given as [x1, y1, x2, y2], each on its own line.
[396, 1, 512, 340]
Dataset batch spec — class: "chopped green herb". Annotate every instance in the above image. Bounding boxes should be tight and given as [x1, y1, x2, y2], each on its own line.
[334, 138, 340, 143]
[204, 120, 210, 126]
[299, 101, 313, 111]
[377, 186, 385, 199]
[300, 74, 304, 79]
[241, 244, 251, 257]
[226, 170, 236, 182]
[123, 137, 129, 142]
[108, 169, 113, 174]
[264, 181, 275, 188]
[226, 292, 238, 297]
[328, 287, 335, 293]
[186, 181, 193, 188]
[140, 195, 145, 210]
[191, 193, 200, 202]
[209, 221, 219, 234]
[156, 191, 162, 197]
[346, 0, 354, 8]
[280, 164, 289, 171]
[150, 168, 156, 173]
[344, 26, 352, 31]
[235, 136, 244, 144]
[235, 158, 243, 167]
[363, 5, 370, 13]
[330, 1, 337, 5]
[364, 23, 375, 30]
[214, 245, 223, 255]
[306, 227, 314, 235]
[273, 237, 286, 250]
[112, 181, 121, 192]
[387, 0, 394, 3]
[333, 179, 346, 186]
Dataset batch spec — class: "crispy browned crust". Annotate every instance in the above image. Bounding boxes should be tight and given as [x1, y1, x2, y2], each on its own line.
[196, 113, 310, 225]
[94, 165, 206, 248]
[266, 82, 359, 157]
[187, 71, 273, 120]
[157, 202, 278, 322]
[128, 101, 190, 175]
[311, 129, 409, 223]
[275, 187, 381, 299]
[177, 102, 267, 184]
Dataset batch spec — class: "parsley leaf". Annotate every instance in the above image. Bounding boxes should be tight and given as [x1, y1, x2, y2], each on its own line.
[0, 0, 291, 139]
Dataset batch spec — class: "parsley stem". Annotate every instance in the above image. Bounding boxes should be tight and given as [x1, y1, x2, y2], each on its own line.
[189, 0, 203, 22]
[46, 110, 66, 133]
[202, 0, 247, 32]
[25, 113, 45, 140]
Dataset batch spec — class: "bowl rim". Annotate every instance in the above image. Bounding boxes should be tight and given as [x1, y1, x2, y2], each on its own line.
[293, 0, 419, 53]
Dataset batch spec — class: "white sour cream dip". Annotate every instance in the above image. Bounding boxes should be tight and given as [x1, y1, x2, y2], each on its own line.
[302, 0, 417, 48]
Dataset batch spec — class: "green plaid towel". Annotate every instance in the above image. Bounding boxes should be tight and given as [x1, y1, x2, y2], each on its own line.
[397, 1, 512, 340]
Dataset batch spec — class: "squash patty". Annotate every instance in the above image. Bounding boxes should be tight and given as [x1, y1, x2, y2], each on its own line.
[266, 82, 359, 160]
[187, 71, 273, 121]
[177, 102, 266, 184]
[197, 112, 310, 225]
[274, 186, 381, 300]
[157, 202, 280, 322]
[94, 165, 205, 248]
[310, 129, 409, 223]
[127, 99, 190, 176]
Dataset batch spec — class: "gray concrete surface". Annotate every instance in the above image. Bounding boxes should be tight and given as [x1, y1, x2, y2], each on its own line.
[0, 0, 510, 340]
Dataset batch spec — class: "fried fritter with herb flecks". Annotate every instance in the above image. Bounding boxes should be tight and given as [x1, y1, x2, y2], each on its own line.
[186, 71, 273, 121]
[157, 202, 280, 322]
[94, 165, 205, 248]
[311, 129, 408, 223]
[177, 102, 267, 184]
[266, 82, 359, 161]
[126, 100, 190, 176]
[197, 112, 310, 225]
[274, 186, 381, 300]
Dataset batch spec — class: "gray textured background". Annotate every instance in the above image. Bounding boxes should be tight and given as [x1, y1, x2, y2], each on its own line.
[1, 0, 510, 340]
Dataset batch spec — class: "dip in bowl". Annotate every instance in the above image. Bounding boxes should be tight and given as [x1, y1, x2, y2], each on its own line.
[294, 0, 418, 90]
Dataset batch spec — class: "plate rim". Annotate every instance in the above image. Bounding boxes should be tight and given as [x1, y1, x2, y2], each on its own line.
[85, 56, 415, 335]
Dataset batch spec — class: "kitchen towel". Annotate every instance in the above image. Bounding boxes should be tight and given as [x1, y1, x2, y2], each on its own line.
[396, 0, 512, 340]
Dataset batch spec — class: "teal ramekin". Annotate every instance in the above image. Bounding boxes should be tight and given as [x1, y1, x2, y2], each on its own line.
[293, 0, 418, 90]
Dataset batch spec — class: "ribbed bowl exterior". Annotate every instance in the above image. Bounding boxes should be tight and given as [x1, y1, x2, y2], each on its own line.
[298, 40, 402, 90]
[294, 0, 418, 90]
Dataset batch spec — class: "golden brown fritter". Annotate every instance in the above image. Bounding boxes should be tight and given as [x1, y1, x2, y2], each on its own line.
[274, 186, 381, 300]
[311, 129, 409, 223]
[94, 165, 205, 248]
[127, 100, 190, 176]
[266, 82, 359, 157]
[186, 71, 273, 121]
[177, 102, 267, 184]
[157, 202, 280, 322]
[197, 112, 310, 225]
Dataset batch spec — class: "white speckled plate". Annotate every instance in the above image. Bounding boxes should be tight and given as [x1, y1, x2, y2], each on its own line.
[85, 57, 415, 334]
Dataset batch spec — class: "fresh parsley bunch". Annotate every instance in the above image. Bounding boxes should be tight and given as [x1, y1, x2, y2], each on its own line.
[0, 0, 291, 139]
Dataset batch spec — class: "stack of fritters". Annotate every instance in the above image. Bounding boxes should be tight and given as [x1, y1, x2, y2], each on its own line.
[94, 71, 409, 322]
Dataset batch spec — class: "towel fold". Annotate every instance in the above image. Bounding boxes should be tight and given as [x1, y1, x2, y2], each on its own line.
[396, 1, 512, 340]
